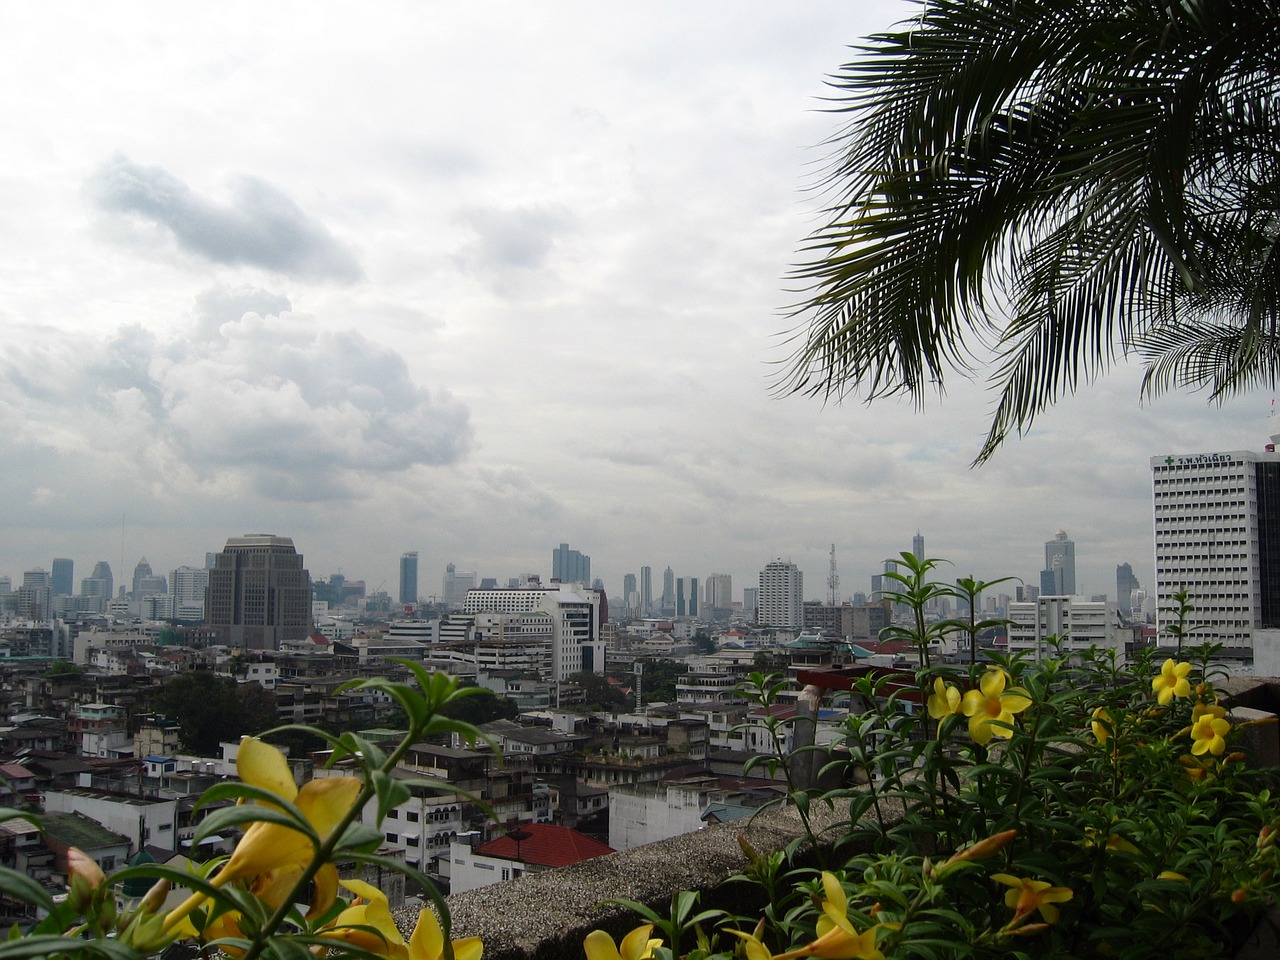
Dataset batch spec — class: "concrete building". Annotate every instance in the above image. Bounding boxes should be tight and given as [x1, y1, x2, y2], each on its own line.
[204, 534, 313, 650]
[758, 561, 803, 629]
[1007, 596, 1122, 658]
[51, 558, 73, 596]
[463, 584, 606, 680]
[1151, 448, 1280, 664]
[442, 563, 476, 611]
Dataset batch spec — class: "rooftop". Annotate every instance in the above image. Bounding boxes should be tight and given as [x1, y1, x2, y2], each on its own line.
[474, 822, 613, 868]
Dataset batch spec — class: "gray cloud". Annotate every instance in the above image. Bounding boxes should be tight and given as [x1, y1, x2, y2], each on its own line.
[452, 203, 575, 292]
[87, 155, 362, 282]
[0, 302, 471, 505]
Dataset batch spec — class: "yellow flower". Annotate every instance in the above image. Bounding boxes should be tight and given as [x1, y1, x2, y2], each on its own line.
[939, 829, 1017, 871]
[163, 737, 360, 936]
[961, 669, 1032, 744]
[1152, 659, 1192, 705]
[1091, 707, 1114, 745]
[806, 872, 885, 960]
[991, 875, 1073, 925]
[927, 677, 962, 720]
[1190, 712, 1231, 756]
[725, 928, 776, 960]
[583, 924, 661, 960]
[322, 879, 407, 958]
[409, 906, 483, 960]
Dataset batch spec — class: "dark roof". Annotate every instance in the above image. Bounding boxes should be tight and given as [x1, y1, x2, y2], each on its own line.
[475, 822, 613, 868]
[42, 812, 130, 851]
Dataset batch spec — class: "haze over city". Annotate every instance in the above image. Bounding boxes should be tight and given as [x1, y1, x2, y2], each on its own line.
[1, 2, 1271, 603]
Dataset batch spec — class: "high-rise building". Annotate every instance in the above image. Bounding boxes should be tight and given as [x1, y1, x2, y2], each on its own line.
[689, 577, 699, 616]
[51, 558, 73, 596]
[399, 551, 419, 606]
[552, 543, 591, 585]
[131, 558, 167, 599]
[205, 534, 313, 650]
[463, 583, 605, 680]
[705, 574, 733, 612]
[82, 561, 113, 604]
[442, 563, 476, 610]
[758, 561, 803, 628]
[912, 532, 925, 562]
[742, 586, 758, 621]
[1116, 563, 1141, 618]
[640, 566, 653, 616]
[20, 568, 52, 621]
[170, 565, 210, 620]
[1151, 449, 1280, 661]
[1041, 531, 1077, 596]
[676, 578, 686, 617]
[132, 558, 153, 597]
[661, 566, 675, 614]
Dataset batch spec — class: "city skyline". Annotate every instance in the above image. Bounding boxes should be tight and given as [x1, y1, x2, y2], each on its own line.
[0, 3, 1271, 610]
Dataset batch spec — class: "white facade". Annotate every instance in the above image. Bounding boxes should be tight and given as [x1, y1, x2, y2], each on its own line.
[1151, 449, 1280, 656]
[464, 586, 605, 680]
[1006, 596, 1121, 658]
[758, 561, 803, 628]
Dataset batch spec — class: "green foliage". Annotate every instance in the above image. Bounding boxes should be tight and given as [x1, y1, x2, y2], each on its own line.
[778, 0, 1280, 464]
[634, 561, 1280, 959]
[568, 670, 628, 710]
[153, 670, 280, 754]
[437, 684, 519, 726]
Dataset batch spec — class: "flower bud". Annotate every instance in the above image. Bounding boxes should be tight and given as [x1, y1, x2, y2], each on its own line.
[139, 877, 171, 914]
[1232, 889, 1249, 904]
[942, 829, 1017, 868]
[1012, 923, 1052, 937]
[67, 847, 106, 889]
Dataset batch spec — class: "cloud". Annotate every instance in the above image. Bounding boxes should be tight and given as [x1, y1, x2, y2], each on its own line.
[452, 203, 575, 293]
[0, 295, 471, 505]
[86, 155, 363, 282]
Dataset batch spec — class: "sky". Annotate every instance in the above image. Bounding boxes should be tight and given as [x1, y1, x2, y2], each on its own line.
[0, 2, 1272, 606]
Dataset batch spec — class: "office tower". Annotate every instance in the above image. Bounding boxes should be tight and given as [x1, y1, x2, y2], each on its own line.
[1041, 530, 1077, 596]
[132, 558, 168, 599]
[689, 577, 698, 616]
[622, 572, 637, 613]
[170, 566, 210, 618]
[51, 558, 73, 596]
[705, 574, 732, 612]
[640, 566, 653, 616]
[1116, 563, 1141, 617]
[661, 566, 675, 613]
[1151, 449, 1280, 659]
[399, 551, 419, 606]
[442, 563, 477, 610]
[676, 578, 686, 617]
[20, 569, 52, 621]
[912, 531, 925, 562]
[758, 560, 803, 628]
[0, 577, 10, 595]
[742, 586, 758, 621]
[552, 543, 591, 585]
[205, 534, 313, 650]
[83, 561, 113, 603]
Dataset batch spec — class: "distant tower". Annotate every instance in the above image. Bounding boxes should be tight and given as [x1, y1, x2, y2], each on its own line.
[399, 551, 419, 606]
[676, 578, 686, 617]
[640, 566, 653, 616]
[689, 577, 699, 616]
[661, 566, 675, 614]
[623, 573, 637, 613]
[82, 561, 114, 607]
[827, 543, 840, 606]
[205, 534, 313, 650]
[758, 560, 802, 627]
[913, 531, 925, 562]
[1116, 562, 1140, 617]
[1042, 530, 1077, 596]
[51, 558, 73, 596]
[552, 542, 590, 584]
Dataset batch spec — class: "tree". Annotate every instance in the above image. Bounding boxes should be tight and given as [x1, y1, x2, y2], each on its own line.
[779, 0, 1280, 463]
[439, 686, 519, 726]
[155, 671, 279, 754]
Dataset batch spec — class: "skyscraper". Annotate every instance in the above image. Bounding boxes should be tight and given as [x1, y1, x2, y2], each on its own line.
[399, 551, 419, 606]
[442, 563, 476, 610]
[552, 543, 591, 585]
[689, 577, 698, 616]
[912, 531, 925, 562]
[640, 566, 653, 616]
[705, 574, 732, 612]
[205, 535, 313, 650]
[51, 558, 73, 596]
[676, 578, 686, 617]
[661, 566, 675, 614]
[1116, 563, 1140, 617]
[82, 561, 114, 605]
[1041, 530, 1077, 596]
[1151, 449, 1280, 659]
[758, 560, 803, 628]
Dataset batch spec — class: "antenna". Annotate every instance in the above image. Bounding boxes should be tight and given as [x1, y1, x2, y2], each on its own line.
[634, 660, 643, 712]
[827, 543, 840, 606]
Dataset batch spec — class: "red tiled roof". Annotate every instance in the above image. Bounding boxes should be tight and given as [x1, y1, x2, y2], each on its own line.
[475, 822, 612, 868]
[0, 763, 34, 779]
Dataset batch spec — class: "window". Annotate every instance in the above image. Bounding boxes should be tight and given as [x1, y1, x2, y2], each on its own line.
[386, 833, 399, 843]
[407, 811, 419, 823]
